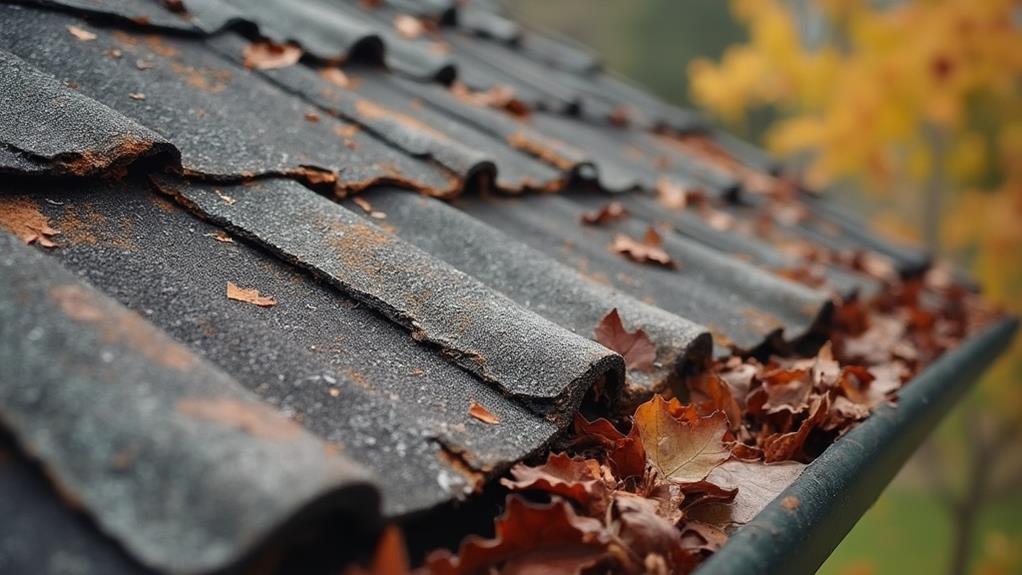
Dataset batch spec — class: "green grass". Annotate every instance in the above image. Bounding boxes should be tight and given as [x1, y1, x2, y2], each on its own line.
[819, 488, 1022, 575]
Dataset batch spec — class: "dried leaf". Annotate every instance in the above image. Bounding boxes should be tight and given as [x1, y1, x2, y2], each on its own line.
[701, 459, 805, 524]
[425, 496, 610, 575]
[611, 491, 691, 571]
[226, 281, 277, 307]
[243, 41, 302, 70]
[468, 401, 499, 425]
[761, 394, 830, 463]
[572, 414, 647, 479]
[760, 369, 812, 415]
[594, 308, 657, 372]
[67, 25, 97, 41]
[610, 226, 677, 268]
[686, 371, 742, 429]
[580, 201, 628, 225]
[634, 396, 730, 484]
[501, 453, 608, 511]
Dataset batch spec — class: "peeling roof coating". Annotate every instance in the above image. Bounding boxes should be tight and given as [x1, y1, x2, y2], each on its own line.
[152, 175, 624, 419]
[0, 5, 459, 194]
[1, 177, 562, 519]
[0, 0, 948, 571]
[0, 49, 178, 176]
[455, 192, 832, 353]
[349, 188, 713, 403]
[0, 231, 378, 574]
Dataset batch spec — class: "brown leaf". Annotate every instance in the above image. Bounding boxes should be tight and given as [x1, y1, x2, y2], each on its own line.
[243, 41, 302, 70]
[761, 394, 830, 463]
[611, 491, 691, 571]
[679, 521, 728, 555]
[760, 368, 812, 415]
[580, 201, 628, 225]
[610, 226, 677, 268]
[226, 281, 277, 307]
[425, 496, 610, 575]
[501, 453, 608, 512]
[67, 25, 97, 41]
[572, 415, 647, 479]
[468, 401, 499, 425]
[700, 459, 805, 524]
[634, 396, 730, 483]
[686, 371, 742, 429]
[594, 308, 657, 372]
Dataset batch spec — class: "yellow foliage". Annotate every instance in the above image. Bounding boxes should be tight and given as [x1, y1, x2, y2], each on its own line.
[689, 0, 1022, 419]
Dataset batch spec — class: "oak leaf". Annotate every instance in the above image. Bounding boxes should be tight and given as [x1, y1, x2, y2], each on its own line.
[610, 226, 677, 268]
[634, 396, 730, 484]
[594, 308, 657, 372]
[425, 496, 609, 575]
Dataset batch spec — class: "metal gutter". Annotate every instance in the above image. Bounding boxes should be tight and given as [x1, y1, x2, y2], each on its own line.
[697, 316, 1019, 575]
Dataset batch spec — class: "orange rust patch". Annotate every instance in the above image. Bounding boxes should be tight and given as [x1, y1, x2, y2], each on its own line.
[354, 99, 449, 141]
[56, 203, 137, 251]
[143, 35, 179, 57]
[169, 62, 232, 94]
[177, 398, 301, 440]
[742, 307, 783, 334]
[49, 284, 197, 371]
[344, 368, 371, 390]
[292, 166, 338, 186]
[781, 495, 800, 511]
[506, 131, 576, 170]
[0, 196, 60, 248]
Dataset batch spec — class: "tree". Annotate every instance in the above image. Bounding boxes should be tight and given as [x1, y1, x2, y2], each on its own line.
[689, 1, 1022, 573]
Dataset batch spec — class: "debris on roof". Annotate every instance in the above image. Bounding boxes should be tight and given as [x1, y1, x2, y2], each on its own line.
[0, 0, 1006, 573]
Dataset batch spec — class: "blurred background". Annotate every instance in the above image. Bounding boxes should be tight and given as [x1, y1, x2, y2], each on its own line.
[507, 1, 1022, 574]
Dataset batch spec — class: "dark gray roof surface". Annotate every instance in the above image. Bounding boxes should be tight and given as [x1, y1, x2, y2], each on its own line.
[0, 0, 931, 572]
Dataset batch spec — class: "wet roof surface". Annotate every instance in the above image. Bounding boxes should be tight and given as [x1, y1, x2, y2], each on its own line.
[0, 0, 931, 573]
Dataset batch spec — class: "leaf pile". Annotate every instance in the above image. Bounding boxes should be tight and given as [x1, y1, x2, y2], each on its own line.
[411, 263, 993, 574]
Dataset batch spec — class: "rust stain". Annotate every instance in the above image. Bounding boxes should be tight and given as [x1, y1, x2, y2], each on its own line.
[49, 284, 197, 371]
[781, 495, 800, 511]
[169, 61, 232, 94]
[0, 196, 60, 248]
[343, 368, 371, 391]
[143, 35, 179, 58]
[506, 131, 576, 170]
[354, 99, 450, 142]
[56, 203, 137, 251]
[177, 398, 302, 440]
[56, 133, 157, 177]
[742, 307, 783, 334]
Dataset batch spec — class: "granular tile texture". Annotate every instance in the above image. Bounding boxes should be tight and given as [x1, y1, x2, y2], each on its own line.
[0, 0, 961, 573]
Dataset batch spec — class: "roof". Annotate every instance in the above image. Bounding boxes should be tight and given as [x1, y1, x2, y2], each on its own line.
[0, 1, 958, 573]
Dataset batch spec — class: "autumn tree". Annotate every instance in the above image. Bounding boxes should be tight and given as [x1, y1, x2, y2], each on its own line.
[689, 0, 1022, 572]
